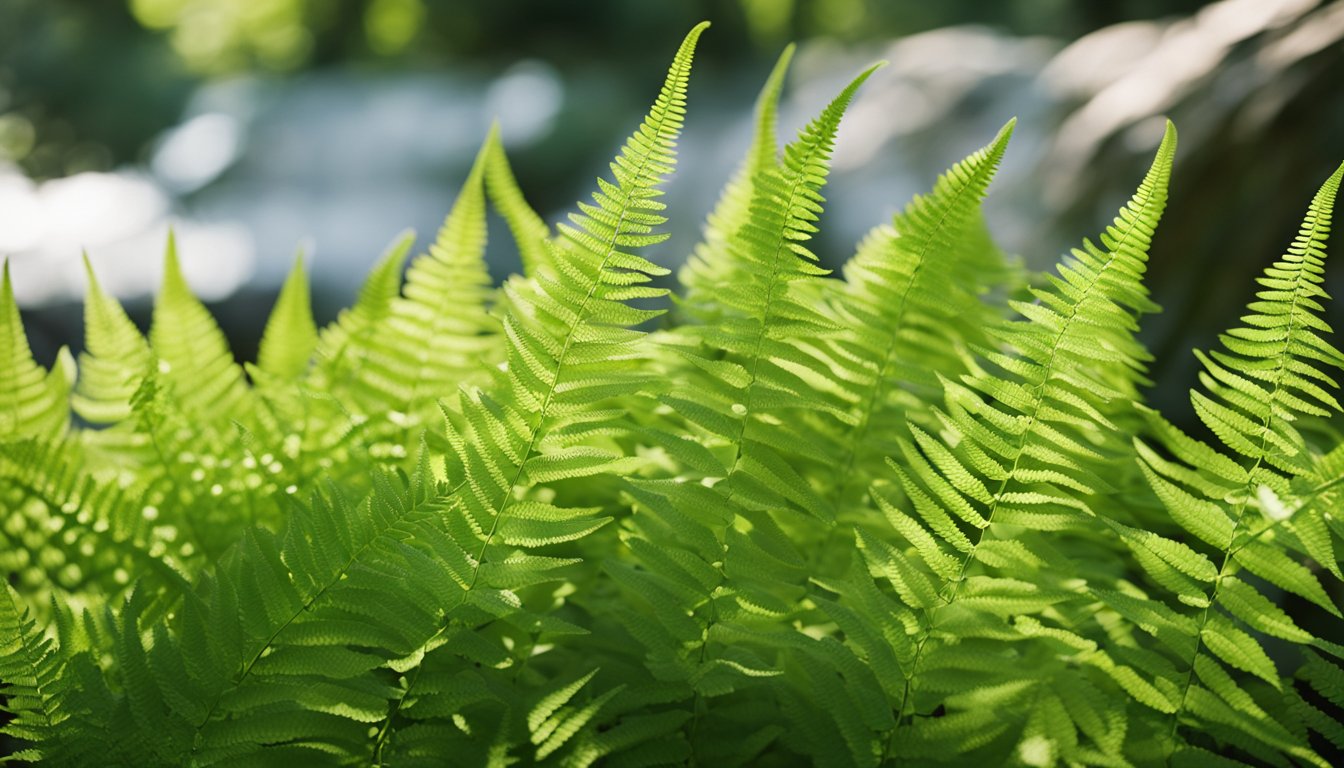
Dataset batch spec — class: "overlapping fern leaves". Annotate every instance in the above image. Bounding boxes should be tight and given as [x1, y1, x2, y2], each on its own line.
[3, 22, 1343, 768]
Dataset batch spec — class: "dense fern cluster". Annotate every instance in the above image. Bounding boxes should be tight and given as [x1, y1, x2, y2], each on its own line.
[4, 23, 1344, 766]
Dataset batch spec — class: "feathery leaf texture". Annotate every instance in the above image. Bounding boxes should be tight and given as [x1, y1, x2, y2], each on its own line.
[2, 26, 1342, 768]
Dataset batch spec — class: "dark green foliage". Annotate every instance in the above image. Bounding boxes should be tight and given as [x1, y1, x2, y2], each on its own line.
[3, 22, 1343, 767]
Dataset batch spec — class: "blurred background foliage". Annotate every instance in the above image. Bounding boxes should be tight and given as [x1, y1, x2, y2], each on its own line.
[3, 0, 1216, 180]
[3, 0, 1343, 418]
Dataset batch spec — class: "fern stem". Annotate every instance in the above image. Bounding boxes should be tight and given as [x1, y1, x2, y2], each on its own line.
[370, 662, 425, 766]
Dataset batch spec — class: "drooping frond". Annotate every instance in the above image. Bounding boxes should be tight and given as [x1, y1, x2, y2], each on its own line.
[255, 254, 318, 381]
[0, 262, 71, 440]
[17, 461, 444, 764]
[483, 124, 551, 276]
[1126, 161, 1343, 764]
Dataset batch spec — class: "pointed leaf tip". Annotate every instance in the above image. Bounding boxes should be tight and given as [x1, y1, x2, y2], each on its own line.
[160, 230, 189, 295]
[287, 249, 307, 275]
[842, 61, 885, 99]
[990, 118, 1017, 153]
[81, 251, 100, 290]
[258, 250, 318, 379]
[1160, 119, 1178, 148]
[676, 21, 710, 53]
[1149, 120, 1177, 166]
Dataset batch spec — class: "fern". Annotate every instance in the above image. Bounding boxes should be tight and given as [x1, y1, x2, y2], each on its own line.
[1120, 161, 1344, 765]
[817, 121, 1177, 765]
[366, 22, 710, 763]
[676, 42, 794, 323]
[3, 23, 1343, 768]
[255, 255, 320, 382]
[0, 263, 70, 441]
[483, 125, 552, 277]
[818, 117, 1017, 539]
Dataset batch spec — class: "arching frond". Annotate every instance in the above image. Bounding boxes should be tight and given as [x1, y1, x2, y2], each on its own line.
[366, 23, 711, 762]
[319, 137, 497, 451]
[823, 122, 1177, 765]
[483, 124, 551, 276]
[821, 118, 1016, 518]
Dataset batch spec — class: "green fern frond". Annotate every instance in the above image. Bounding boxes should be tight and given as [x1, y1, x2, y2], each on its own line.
[821, 118, 1015, 519]
[0, 437, 192, 621]
[73, 255, 152, 426]
[365, 23, 710, 761]
[483, 123, 551, 276]
[1127, 161, 1344, 764]
[314, 230, 413, 381]
[677, 43, 794, 321]
[820, 122, 1177, 764]
[54, 464, 448, 764]
[600, 62, 884, 767]
[320, 136, 497, 448]
[0, 262, 71, 440]
[255, 254, 318, 381]
[149, 233, 250, 419]
[0, 583, 71, 760]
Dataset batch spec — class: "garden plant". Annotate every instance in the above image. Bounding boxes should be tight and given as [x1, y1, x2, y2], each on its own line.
[3, 22, 1344, 767]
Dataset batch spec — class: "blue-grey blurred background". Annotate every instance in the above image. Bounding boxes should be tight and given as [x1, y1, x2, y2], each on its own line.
[4, 0, 1344, 416]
